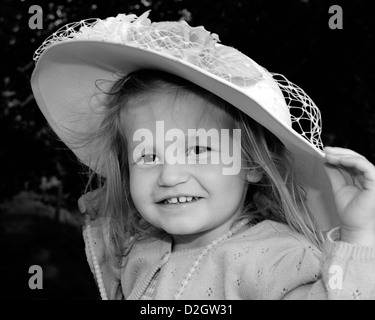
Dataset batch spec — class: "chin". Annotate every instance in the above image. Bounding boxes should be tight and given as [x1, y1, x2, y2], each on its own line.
[160, 221, 205, 236]
[163, 226, 195, 236]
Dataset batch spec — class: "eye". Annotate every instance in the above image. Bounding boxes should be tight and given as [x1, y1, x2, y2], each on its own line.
[137, 153, 159, 165]
[188, 145, 211, 156]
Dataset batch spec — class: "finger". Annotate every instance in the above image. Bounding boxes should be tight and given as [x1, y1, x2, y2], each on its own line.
[324, 146, 366, 158]
[326, 154, 374, 175]
[337, 156, 375, 186]
[325, 152, 365, 166]
[326, 155, 375, 189]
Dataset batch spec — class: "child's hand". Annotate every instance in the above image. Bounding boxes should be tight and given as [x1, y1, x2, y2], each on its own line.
[78, 186, 106, 220]
[324, 147, 375, 246]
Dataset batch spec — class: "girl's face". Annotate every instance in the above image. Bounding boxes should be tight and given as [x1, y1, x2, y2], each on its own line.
[123, 90, 251, 250]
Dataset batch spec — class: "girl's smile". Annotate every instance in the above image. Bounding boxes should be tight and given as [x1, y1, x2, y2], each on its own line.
[157, 196, 203, 207]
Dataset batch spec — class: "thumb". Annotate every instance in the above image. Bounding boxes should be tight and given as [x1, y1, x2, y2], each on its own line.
[78, 188, 105, 218]
[78, 196, 86, 214]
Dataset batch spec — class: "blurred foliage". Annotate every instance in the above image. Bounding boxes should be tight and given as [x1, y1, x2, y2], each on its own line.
[0, 0, 374, 299]
[0, 191, 98, 299]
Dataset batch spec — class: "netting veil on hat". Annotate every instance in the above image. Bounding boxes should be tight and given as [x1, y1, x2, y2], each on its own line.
[33, 11, 323, 152]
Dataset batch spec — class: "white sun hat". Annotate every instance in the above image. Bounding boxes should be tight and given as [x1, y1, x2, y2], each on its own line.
[31, 11, 340, 230]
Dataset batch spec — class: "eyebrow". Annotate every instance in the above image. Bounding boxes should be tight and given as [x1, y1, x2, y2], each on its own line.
[186, 132, 220, 145]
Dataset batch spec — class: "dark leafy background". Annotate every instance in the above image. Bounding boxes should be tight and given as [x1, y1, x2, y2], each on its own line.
[0, 0, 374, 299]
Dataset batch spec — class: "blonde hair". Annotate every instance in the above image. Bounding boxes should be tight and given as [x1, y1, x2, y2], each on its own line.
[84, 69, 324, 264]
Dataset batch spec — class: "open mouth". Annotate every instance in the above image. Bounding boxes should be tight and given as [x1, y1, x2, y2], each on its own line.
[158, 196, 202, 205]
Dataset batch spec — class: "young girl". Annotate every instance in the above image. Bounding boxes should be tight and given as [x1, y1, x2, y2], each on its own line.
[31, 12, 375, 300]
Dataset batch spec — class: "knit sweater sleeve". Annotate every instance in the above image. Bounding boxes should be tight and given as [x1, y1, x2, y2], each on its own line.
[302, 228, 375, 300]
[254, 226, 375, 300]
[82, 217, 124, 300]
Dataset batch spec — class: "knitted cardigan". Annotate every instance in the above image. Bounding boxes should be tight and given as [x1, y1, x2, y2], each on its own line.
[83, 219, 375, 300]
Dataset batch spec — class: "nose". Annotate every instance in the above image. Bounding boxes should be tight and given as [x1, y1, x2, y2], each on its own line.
[157, 163, 190, 187]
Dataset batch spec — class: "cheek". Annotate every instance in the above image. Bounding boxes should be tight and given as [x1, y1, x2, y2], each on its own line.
[203, 167, 247, 199]
[221, 177, 247, 200]
[128, 168, 156, 208]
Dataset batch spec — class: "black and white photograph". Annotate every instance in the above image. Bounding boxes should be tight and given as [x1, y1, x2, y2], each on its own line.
[1, 0, 374, 303]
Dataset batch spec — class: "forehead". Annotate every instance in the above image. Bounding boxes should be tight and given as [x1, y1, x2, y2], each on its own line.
[121, 89, 233, 136]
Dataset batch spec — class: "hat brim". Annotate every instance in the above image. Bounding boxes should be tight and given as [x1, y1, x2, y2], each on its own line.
[31, 41, 340, 230]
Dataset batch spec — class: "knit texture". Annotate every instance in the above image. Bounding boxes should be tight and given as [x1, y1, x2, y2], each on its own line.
[83, 219, 375, 300]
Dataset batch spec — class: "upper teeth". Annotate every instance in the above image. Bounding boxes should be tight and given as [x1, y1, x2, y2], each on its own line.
[163, 196, 199, 204]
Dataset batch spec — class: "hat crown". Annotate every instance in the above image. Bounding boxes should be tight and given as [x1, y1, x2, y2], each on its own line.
[35, 12, 264, 86]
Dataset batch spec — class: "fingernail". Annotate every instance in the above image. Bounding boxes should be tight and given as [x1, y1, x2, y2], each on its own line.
[78, 198, 86, 213]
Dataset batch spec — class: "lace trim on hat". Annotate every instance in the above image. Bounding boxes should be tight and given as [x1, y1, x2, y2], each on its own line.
[33, 11, 262, 86]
